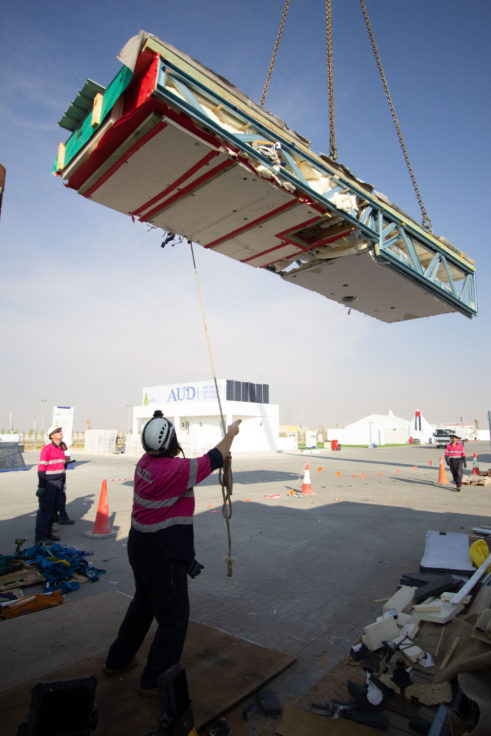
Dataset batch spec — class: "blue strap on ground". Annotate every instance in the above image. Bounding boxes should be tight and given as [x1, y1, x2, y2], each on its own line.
[20, 542, 106, 593]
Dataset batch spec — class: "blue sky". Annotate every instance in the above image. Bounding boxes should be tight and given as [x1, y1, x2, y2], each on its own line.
[1, 0, 490, 432]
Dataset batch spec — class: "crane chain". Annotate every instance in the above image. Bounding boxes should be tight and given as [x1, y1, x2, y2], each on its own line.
[360, 0, 432, 231]
[325, 0, 338, 160]
[260, 0, 291, 109]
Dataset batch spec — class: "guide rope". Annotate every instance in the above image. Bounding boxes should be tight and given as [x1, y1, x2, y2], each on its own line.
[189, 243, 234, 577]
[360, 0, 432, 231]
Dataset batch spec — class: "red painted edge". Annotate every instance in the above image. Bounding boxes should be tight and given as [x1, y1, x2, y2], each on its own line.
[205, 200, 298, 249]
[141, 159, 235, 222]
[83, 120, 168, 199]
[132, 150, 220, 218]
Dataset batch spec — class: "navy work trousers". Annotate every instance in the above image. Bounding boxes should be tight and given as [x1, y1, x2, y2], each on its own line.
[105, 553, 189, 689]
[448, 458, 464, 488]
[35, 476, 64, 542]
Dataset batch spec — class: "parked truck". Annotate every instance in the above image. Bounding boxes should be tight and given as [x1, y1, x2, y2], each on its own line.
[432, 425, 474, 447]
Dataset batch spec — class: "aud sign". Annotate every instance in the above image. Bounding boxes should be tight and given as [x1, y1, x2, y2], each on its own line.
[167, 386, 197, 402]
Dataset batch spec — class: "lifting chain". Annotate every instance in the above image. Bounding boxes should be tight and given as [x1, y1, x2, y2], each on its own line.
[260, 0, 291, 109]
[325, 0, 338, 160]
[360, 0, 432, 231]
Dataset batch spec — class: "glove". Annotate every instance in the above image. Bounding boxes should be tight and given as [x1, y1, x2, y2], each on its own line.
[186, 559, 204, 579]
[463, 459, 467, 468]
[445, 458, 450, 466]
[36, 486, 46, 498]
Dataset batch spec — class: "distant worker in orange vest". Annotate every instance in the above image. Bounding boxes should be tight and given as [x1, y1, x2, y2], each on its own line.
[444, 433, 467, 492]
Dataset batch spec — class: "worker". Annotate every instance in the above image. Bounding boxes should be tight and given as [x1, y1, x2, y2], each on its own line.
[52, 440, 75, 527]
[104, 410, 241, 695]
[35, 425, 68, 543]
[445, 433, 467, 492]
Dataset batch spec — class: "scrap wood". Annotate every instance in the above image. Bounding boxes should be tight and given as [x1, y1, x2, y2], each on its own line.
[0, 589, 63, 619]
[0, 563, 44, 592]
[450, 553, 491, 604]
[438, 636, 460, 670]
[462, 476, 491, 486]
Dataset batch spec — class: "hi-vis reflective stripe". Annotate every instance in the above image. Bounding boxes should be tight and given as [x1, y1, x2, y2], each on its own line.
[44, 459, 65, 466]
[133, 488, 194, 510]
[46, 469, 65, 475]
[131, 515, 193, 533]
[188, 458, 198, 488]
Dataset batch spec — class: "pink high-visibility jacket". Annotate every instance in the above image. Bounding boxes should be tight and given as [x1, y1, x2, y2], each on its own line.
[38, 442, 66, 478]
[131, 450, 220, 534]
[445, 441, 465, 460]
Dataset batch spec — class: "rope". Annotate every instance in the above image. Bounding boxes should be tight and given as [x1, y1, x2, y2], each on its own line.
[360, 0, 432, 231]
[325, 0, 338, 160]
[260, 0, 291, 109]
[189, 243, 234, 577]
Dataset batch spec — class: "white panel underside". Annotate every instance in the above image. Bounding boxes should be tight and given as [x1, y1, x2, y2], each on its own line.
[282, 251, 455, 323]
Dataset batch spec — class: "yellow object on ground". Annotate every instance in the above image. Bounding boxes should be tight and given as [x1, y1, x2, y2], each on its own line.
[469, 539, 491, 572]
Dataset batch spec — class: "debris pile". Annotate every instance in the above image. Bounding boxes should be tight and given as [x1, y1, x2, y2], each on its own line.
[0, 541, 105, 619]
[242, 527, 491, 735]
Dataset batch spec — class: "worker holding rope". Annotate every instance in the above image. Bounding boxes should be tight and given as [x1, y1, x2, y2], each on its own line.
[104, 410, 241, 696]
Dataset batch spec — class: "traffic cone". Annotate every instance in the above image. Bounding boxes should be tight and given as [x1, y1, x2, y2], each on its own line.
[437, 457, 448, 484]
[472, 453, 481, 476]
[301, 462, 313, 495]
[83, 480, 117, 538]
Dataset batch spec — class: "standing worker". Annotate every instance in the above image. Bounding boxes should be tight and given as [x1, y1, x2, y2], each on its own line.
[104, 410, 241, 695]
[445, 433, 467, 492]
[35, 425, 72, 543]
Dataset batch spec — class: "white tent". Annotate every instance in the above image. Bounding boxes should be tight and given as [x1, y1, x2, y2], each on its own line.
[327, 411, 435, 447]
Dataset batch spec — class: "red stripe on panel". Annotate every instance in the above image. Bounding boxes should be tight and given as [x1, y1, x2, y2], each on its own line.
[83, 121, 168, 198]
[132, 150, 220, 218]
[205, 200, 298, 249]
[141, 159, 235, 222]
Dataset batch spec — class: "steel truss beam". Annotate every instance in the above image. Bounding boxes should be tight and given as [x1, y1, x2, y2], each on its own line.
[154, 57, 476, 318]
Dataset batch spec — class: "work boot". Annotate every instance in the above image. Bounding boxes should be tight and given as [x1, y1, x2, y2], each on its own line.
[104, 657, 139, 676]
[47, 534, 61, 541]
[59, 518, 75, 525]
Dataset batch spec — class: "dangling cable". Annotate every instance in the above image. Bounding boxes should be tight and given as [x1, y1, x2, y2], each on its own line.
[189, 243, 234, 577]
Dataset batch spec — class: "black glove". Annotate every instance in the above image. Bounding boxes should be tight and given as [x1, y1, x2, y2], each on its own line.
[36, 486, 45, 498]
[445, 457, 450, 466]
[186, 559, 204, 578]
[463, 459, 467, 468]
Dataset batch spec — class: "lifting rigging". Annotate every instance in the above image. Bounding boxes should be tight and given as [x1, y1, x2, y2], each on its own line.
[52, 3, 478, 574]
[53, 4, 477, 323]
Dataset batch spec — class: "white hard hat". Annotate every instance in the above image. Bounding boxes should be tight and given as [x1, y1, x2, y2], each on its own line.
[47, 425, 62, 438]
[141, 411, 176, 456]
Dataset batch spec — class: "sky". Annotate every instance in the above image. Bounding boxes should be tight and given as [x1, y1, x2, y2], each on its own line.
[1, 0, 490, 433]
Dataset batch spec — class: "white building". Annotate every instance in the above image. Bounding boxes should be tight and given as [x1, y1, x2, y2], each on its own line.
[327, 410, 435, 447]
[126, 379, 279, 455]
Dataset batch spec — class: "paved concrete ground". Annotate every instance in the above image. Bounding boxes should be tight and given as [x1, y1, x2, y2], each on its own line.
[1, 441, 490, 701]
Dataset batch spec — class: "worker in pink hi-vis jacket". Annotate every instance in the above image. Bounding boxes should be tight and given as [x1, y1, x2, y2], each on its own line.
[104, 409, 241, 695]
[445, 433, 467, 492]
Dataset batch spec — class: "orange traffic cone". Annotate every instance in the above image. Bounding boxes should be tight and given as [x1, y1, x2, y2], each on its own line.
[83, 480, 117, 538]
[472, 453, 481, 476]
[437, 457, 448, 484]
[301, 462, 313, 495]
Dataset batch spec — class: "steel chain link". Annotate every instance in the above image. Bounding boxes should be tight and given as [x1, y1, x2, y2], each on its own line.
[360, 0, 432, 230]
[260, 0, 291, 109]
